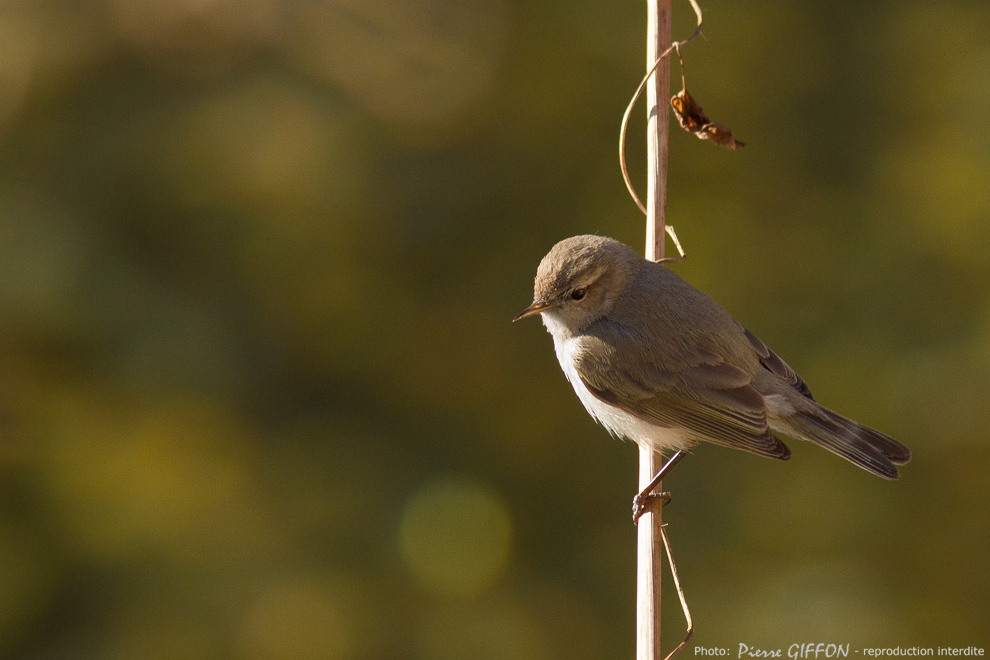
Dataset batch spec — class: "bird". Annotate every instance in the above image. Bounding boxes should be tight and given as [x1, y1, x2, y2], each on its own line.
[514, 235, 910, 518]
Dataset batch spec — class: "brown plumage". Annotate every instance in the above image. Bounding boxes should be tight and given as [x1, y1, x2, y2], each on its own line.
[515, 235, 910, 479]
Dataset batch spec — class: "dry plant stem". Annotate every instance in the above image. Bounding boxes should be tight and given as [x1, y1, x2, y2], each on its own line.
[620, 0, 703, 219]
[644, 0, 671, 264]
[637, 1, 672, 659]
[663, 225, 686, 263]
[637, 445, 666, 660]
[661, 526, 694, 660]
[637, 2, 701, 659]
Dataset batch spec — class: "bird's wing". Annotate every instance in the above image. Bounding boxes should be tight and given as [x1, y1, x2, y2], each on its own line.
[742, 327, 814, 400]
[573, 333, 790, 460]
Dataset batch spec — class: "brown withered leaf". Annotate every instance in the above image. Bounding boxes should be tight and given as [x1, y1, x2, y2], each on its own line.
[670, 89, 744, 150]
[697, 122, 744, 149]
[670, 89, 708, 129]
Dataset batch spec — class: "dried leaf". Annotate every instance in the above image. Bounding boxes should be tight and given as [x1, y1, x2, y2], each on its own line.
[670, 89, 744, 150]
[696, 122, 744, 149]
[670, 89, 708, 130]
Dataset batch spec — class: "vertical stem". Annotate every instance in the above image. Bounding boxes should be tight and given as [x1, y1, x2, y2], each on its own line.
[637, 446, 666, 659]
[638, 1, 671, 659]
[645, 0, 671, 263]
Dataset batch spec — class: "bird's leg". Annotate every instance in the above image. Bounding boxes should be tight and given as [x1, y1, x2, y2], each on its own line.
[632, 449, 687, 522]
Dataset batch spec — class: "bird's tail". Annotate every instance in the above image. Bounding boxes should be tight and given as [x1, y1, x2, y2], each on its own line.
[777, 406, 911, 479]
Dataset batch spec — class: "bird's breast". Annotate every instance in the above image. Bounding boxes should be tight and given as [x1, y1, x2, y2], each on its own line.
[552, 335, 694, 453]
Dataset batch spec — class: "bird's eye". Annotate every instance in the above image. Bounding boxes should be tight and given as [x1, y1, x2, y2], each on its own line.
[570, 286, 587, 301]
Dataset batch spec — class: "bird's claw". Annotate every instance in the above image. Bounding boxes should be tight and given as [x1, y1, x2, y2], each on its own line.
[632, 490, 671, 523]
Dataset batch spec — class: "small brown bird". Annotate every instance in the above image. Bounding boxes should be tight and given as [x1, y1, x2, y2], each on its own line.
[515, 235, 909, 513]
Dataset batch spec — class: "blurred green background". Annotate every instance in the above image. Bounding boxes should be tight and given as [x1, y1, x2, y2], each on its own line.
[1, 0, 988, 658]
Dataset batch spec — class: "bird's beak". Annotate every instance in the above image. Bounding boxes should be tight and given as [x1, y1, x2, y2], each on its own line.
[513, 300, 550, 322]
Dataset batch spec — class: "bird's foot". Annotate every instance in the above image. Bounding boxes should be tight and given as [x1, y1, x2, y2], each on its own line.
[632, 489, 671, 523]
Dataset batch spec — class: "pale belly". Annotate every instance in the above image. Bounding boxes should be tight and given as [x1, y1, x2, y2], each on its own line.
[553, 335, 695, 453]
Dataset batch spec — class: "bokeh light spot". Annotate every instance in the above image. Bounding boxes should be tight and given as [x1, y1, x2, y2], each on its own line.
[237, 576, 355, 660]
[399, 476, 512, 598]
